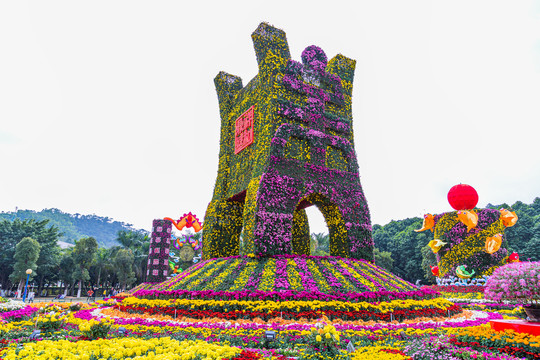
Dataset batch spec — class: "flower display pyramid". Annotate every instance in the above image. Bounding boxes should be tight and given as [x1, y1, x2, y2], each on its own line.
[136, 23, 461, 322]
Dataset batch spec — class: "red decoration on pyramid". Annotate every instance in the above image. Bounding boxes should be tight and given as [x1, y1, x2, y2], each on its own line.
[447, 184, 479, 211]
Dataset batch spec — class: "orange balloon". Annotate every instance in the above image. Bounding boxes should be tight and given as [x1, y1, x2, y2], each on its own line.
[485, 234, 503, 254]
[500, 209, 518, 228]
[457, 210, 478, 232]
[415, 214, 434, 232]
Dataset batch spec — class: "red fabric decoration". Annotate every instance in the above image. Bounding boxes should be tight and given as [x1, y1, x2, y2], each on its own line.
[447, 184, 479, 210]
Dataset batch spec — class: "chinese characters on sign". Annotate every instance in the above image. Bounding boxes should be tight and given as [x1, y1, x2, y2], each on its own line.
[234, 106, 254, 154]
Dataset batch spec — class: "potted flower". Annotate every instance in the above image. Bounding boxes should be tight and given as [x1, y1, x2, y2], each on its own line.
[485, 261, 540, 321]
[78, 317, 114, 340]
[300, 322, 349, 360]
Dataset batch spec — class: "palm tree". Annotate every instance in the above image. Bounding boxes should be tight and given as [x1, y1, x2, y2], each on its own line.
[115, 230, 150, 283]
[311, 232, 329, 256]
[92, 247, 113, 287]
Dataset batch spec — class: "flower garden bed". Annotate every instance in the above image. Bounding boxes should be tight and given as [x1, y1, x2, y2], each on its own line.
[147, 255, 418, 294]
[1, 299, 539, 359]
[0, 299, 25, 314]
[127, 282, 158, 294]
[115, 296, 461, 322]
[129, 255, 463, 322]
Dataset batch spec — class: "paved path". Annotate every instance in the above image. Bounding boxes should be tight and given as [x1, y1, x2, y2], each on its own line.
[11, 297, 107, 304]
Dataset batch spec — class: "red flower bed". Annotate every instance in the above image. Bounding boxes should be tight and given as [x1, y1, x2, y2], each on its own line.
[380, 349, 412, 359]
[225, 350, 262, 360]
[427, 285, 485, 293]
[450, 338, 540, 359]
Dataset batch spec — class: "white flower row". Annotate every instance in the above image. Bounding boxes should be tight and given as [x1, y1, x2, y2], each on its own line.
[0, 299, 26, 313]
[447, 298, 517, 305]
[447, 298, 492, 304]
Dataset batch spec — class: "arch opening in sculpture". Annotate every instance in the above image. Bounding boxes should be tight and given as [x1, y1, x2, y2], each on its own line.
[292, 193, 349, 258]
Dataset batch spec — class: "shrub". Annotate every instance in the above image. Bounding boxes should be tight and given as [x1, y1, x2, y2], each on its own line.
[484, 261, 540, 306]
[78, 317, 114, 340]
[300, 322, 349, 360]
[36, 313, 66, 333]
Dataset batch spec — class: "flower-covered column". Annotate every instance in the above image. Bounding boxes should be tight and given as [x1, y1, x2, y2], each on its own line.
[146, 219, 172, 283]
[292, 207, 310, 255]
[433, 209, 508, 281]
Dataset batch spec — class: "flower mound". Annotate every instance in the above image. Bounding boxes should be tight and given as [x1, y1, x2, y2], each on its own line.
[485, 261, 540, 306]
[146, 255, 417, 295]
[433, 209, 508, 280]
[130, 255, 461, 321]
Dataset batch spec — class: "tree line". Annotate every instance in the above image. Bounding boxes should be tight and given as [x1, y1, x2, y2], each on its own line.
[0, 218, 150, 297]
[2, 197, 538, 294]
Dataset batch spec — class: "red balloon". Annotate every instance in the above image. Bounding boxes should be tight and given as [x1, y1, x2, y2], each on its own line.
[447, 184, 478, 210]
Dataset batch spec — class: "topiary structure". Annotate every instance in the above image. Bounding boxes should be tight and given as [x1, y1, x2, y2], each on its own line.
[133, 23, 462, 323]
[203, 22, 372, 261]
[433, 209, 510, 281]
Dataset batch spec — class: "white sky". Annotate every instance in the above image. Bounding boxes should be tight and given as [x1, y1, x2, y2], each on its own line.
[1, 1, 539, 235]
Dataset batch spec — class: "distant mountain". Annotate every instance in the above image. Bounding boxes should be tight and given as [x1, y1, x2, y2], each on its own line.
[0, 208, 147, 248]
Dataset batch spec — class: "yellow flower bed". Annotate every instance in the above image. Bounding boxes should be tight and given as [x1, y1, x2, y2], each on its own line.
[187, 259, 228, 289]
[258, 258, 277, 291]
[321, 261, 357, 293]
[306, 259, 331, 292]
[0, 337, 241, 360]
[120, 296, 454, 314]
[154, 261, 208, 290]
[0, 320, 34, 333]
[206, 258, 243, 290]
[78, 317, 114, 332]
[341, 260, 384, 291]
[229, 261, 258, 291]
[361, 262, 411, 291]
[351, 345, 409, 360]
[38, 302, 93, 310]
[287, 259, 304, 289]
[439, 291, 484, 300]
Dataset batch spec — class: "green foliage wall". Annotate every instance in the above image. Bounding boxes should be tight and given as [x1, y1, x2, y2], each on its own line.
[490, 198, 540, 262]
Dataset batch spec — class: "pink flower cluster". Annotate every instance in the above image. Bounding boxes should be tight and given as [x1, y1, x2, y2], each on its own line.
[485, 261, 540, 305]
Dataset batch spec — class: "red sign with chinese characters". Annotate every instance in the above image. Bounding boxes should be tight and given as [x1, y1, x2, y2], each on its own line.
[234, 106, 254, 154]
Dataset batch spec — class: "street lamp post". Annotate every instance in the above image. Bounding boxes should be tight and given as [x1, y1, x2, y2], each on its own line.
[22, 269, 32, 302]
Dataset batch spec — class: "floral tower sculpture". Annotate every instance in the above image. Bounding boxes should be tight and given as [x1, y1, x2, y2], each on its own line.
[419, 184, 518, 284]
[133, 24, 460, 324]
[146, 219, 172, 283]
[203, 22, 372, 261]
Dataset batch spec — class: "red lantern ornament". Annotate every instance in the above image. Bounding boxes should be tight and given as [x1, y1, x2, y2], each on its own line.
[447, 184, 479, 211]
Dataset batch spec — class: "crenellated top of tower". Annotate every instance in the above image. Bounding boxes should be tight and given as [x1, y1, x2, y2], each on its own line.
[251, 22, 291, 67]
[211, 22, 360, 201]
[214, 22, 357, 143]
